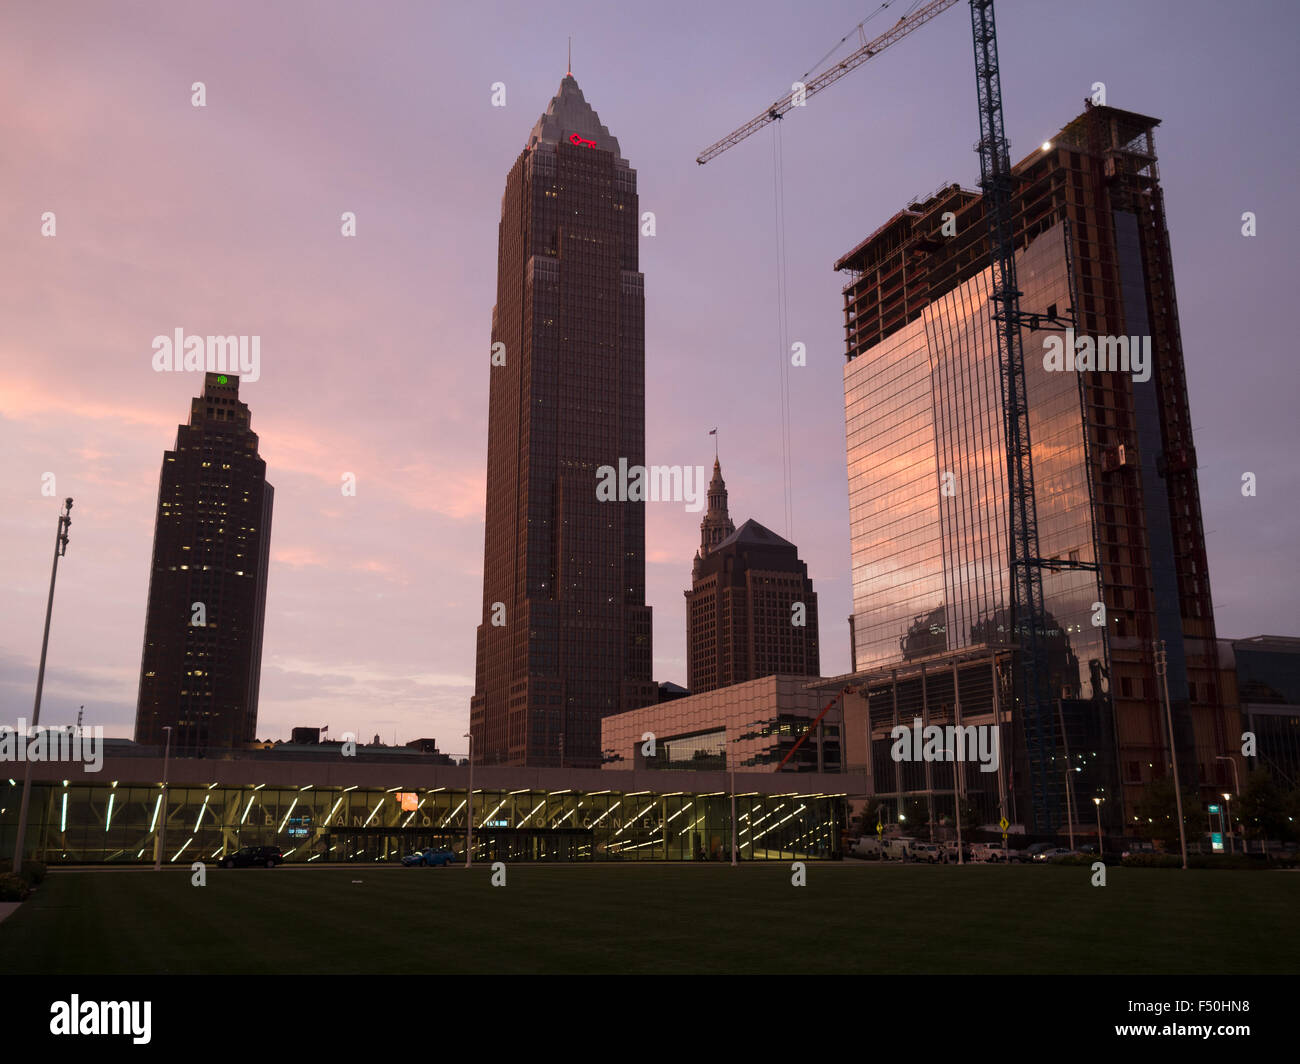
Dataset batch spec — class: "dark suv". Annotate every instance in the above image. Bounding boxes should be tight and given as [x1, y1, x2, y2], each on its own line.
[219, 845, 284, 868]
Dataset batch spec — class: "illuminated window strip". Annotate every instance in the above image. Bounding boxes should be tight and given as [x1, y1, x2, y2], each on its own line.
[665, 801, 694, 825]
[477, 798, 508, 828]
[323, 795, 345, 827]
[615, 802, 655, 836]
[440, 799, 466, 828]
[278, 797, 299, 834]
[517, 801, 546, 827]
[589, 800, 621, 827]
[676, 814, 705, 839]
[402, 798, 427, 828]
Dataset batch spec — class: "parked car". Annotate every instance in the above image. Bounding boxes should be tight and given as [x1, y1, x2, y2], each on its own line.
[909, 841, 943, 864]
[402, 847, 457, 867]
[971, 842, 1010, 862]
[219, 845, 284, 868]
[1019, 842, 1058, 863]
[1121, 842, 1156, 859]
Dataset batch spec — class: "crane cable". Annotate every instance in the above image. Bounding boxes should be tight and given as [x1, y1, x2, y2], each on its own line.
[772, 120, 793, 539]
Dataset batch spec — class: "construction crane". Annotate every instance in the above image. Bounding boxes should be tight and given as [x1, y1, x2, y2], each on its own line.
[698, 0, 1070, 830]
[696, 0, 961, 166]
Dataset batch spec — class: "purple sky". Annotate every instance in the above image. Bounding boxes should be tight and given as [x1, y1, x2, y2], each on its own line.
[2, 0, 1297, 756]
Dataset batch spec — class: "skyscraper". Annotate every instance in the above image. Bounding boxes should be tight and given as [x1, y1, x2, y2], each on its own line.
[135, 372, 273, 752]
[686, 459, 820, 694]
[836, 103, 1232, 827]
[470, 74, 655, 768]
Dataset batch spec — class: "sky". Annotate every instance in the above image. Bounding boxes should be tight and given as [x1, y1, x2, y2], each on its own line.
[2, 0, 1297, 757]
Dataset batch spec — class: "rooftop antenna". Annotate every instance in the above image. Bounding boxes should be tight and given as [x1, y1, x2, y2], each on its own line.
[567, 36, 572, 76]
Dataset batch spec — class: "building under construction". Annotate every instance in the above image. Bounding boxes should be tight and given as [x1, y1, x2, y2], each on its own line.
[836, 103, 1238, 830]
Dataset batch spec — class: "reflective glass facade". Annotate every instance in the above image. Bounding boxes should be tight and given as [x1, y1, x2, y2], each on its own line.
[602, 675, 843, 774]
[843, 221, 1116, 827]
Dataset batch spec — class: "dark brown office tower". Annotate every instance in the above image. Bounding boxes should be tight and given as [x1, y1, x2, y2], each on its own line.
[135, 372, 273, 753]
[470, 74, 655, 767]
[686, 461, 820, 693]
[836, 103, 1233, 826]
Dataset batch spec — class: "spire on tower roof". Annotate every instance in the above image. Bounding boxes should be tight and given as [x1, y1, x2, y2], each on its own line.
[526, 73, 622, 160]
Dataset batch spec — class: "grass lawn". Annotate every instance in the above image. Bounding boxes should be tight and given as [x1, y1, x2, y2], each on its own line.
[1, 863, 1295, 974]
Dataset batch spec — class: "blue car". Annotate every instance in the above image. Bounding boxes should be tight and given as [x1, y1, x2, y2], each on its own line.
[402, 847, 457, 867]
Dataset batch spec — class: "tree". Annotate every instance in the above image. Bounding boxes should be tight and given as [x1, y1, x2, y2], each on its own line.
[1132, 776, 1190, 848]
[1237, 768, 1297, 843]
[901, 797, 931, 838]
[957, 795, 981, 834]
[857, 798, 885, 836]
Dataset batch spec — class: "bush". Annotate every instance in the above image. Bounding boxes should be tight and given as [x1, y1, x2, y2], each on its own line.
[1121, 853, 1269, 870]
[1121, 853, 1183, 868]
[0, 873, 31, 902]
[0, 859, 47, 885]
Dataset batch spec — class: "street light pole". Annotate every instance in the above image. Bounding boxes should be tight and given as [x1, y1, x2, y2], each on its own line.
[463, 732, 473, 868]
[730, 765, 737, 867]
[1154, 640, 1188, 870]
[12, 498, 72, 877]
[1222, 792, 1234, 855]
[1092, 796, 1104, 859]
[154, 725, 172, 871]
[1216, 755, 1241, 855]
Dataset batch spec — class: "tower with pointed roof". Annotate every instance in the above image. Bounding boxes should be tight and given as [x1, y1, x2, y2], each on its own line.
[693, 457, 736, 578]
[470, 72, 655, 767]
[684, 470, 820, 694]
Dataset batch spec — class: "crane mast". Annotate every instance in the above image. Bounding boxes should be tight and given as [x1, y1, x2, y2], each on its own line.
[968, 0, 1054, 830]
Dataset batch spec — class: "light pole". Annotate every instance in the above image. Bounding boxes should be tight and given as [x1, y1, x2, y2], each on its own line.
[1216, 755, 1241, 854]
[154, 725, 172, 871]
[1222, 792, 1234, 855]
[1092, 796, 1104, 859]
[730, 763, 737, 867]
[12, 498, 72, 877]
[1154, 640, 1188, 870]
[463, 732, 473, 868]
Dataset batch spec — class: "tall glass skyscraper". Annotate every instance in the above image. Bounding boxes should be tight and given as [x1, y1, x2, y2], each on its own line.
[837, 104, 1235, 829]
[470, 74, 655, 768]
[135, 372, 273, 752]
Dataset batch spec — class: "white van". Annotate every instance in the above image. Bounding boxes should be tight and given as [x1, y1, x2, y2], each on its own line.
[883, 837, 920, 860]
[850, 836, 883, 859]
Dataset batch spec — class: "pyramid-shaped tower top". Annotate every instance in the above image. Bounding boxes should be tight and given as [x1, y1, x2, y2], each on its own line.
[526, 74, 623, 161]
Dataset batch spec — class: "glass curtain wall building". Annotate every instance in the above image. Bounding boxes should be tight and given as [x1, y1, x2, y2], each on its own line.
[0, 767, 848, 865]
[842, 220, 1111, 830]
[837, 104, 1234, 831]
